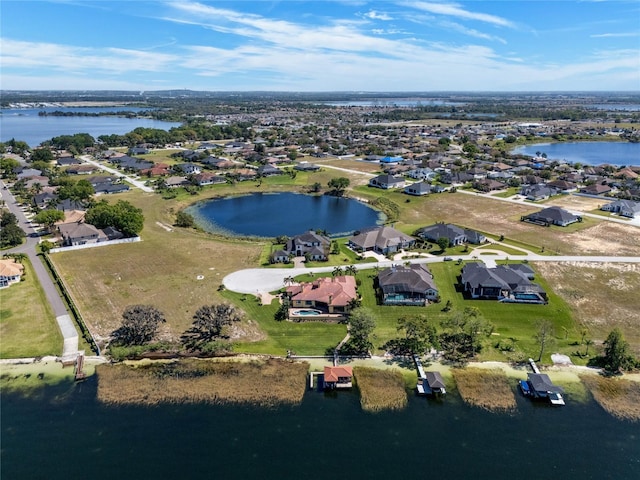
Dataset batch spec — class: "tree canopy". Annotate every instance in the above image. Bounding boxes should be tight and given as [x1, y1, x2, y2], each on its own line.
[0, 211, 26, 248]
[85, 199, 144, 237]
[33, 209, 65, 231]
[181, 303, 244, 350]
[112, 305, 166, 346]
[343, 307, 376, 354]
[602, 328, 635, 373]
[383, 314, 437, 356]
[327, 177, 350, 196]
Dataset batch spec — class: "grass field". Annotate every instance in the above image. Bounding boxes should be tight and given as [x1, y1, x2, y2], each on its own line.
[0, 257, 61, 358]
[534, 262, 640, 357]
[580, 375, 640, 422]
[354, 366, 408, 412]
[452, 368, 517, 412]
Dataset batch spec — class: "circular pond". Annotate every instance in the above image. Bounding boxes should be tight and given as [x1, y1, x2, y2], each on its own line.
[185, 192, 384, 238]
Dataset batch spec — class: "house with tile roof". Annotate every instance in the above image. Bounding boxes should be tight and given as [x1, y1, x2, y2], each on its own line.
[285, 276, 357, 315]
[323, 365, 353, 389]
[0, 258, 25, 288]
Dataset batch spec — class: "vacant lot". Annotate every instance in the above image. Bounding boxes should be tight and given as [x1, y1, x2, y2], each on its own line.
[0, 257, 61, 358]
[534, 262, 640, 355]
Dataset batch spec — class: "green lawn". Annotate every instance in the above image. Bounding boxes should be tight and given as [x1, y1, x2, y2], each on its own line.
[222, 291, 347, 355]
[0, 257, 62, 358]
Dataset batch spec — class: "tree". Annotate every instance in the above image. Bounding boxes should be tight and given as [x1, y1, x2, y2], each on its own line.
[310, 182, 322, 193]
[0, 157, 20, 178]
[31, 147, 54, 163]
[327, 177, 350, 197]
[0, 211, 25, 248]
[274, 299, 289, 322]
[85, 199, 144, 237]
[181, 303, 244, 349]
[534, 320, 555, 362]
[332, 266, 344, 277]
[436, 237, 450, 252]
[439, 307, 492, 362]
[602, 328, 634, 373]
[33, 209, 65, 232]
[345, 265, 357, 276]
[344, 307, 376, 354]
[175, 210, 195, 228]
[383, 314, 437, 356]
[112, 305, 166, 346]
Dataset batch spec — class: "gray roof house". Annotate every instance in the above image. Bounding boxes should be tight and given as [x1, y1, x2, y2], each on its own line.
[417, 223, 486, 246]
[58, 222, 106, 246]
[523, 206, 581, 227]
[404, 181, 431, 196]
[460, 262, 546, 303]
[520, 184, 556, 201]
[601, 199, 640, 218]
[369, 174, 406, 189]
[283, 231, 331, 261]
[348, 226, 415, 255]
[377, 264, 438, 305]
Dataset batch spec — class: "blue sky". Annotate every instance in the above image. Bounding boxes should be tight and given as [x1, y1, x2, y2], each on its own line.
[1, 1, 639, 91]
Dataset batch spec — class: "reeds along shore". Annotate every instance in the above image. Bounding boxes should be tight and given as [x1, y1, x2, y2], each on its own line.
[580, 375, 640, 422]
[452, 368, 517, 413]
[354, 366, 408, 413]
[96, 358, 308, 407]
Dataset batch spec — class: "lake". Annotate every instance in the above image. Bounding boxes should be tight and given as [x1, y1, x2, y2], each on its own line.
[2, 377, 639, 480]
[0, 107, 182, 147]
[512, 142, 640, 167]
[186, 192, 384, 238]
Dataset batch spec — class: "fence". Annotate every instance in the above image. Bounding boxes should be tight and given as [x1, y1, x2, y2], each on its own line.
[49, 236, 141, 253]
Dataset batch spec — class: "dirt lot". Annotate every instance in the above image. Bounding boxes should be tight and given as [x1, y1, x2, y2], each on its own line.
[533, 262, 640, 355]
[546, 195, 608, 211]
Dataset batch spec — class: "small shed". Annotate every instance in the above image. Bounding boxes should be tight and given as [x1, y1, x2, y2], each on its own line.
[323, 366, 353, 389]
[418, 371, 447, 395]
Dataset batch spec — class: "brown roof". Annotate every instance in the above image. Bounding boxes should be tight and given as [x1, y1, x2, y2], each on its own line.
[0, 258, 24, 278]
[324, 366, 353, 382]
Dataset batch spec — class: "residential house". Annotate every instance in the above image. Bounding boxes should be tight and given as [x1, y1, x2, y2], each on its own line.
[460, 263, 547, 303]
[0, 258, 25, 288]
[257, 164, 283, 176]
[57, 157, 81, 166]
[547, 180, 577, 193]
[580, 183, 612, 196]
[601, 199, 640, 218]
[522, 206, 581, 227]
[377, 264, 438, 305]
[94, 182, 130, 194]
[348, 226, 415, 255]
[369, 174, 406, 189]
[192, 173, 227, 186]
[286, 276, 357, 315]
[473, 178, 507, 192]
[407, 168, 436, 180]
[294, 162, 321, 172]
[323, 366, 353, 389]
[520, 184, 556, 201]
[128, 146, 150, 155]
[404, 181, 431, 196]
[58, 222, 106, 246]
[174, 163, 202, 175]
[282, 231, 331, 261]
[165, 176, 190, 188]
[417, 223, 486, 246]
[66, 164, 98, 175]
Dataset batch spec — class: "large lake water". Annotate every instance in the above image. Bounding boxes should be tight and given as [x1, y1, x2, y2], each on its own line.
[0, 107, 182, 147]
[186, 192, 384, 238]
[2, 378, 639, 480]
[512, 142, 639, 167]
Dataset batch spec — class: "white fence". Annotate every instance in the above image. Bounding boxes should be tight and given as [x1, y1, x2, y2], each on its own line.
[49, 236, 141, 253]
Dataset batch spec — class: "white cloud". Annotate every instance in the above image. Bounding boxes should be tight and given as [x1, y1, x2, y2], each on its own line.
[401, 1, 516, 28]
[364, 10, 393, 21]
[591, 32, 639, 38]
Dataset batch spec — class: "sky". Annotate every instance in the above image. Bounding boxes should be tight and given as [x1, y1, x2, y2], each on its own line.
[1, 0, 639, 92]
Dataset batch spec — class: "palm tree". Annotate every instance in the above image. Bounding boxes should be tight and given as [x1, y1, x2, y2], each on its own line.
[584, 339, 594, 357]
[283, 275, 295, 286]
[345, 265, 357, 276]
[332, 266, 344, 277]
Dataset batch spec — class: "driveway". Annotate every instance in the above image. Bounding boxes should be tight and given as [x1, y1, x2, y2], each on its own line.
[80, 155, 154, 193]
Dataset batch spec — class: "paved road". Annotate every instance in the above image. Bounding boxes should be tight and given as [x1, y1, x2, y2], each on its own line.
[79, 155, 154, 193]
[1, 180, 79, 356]
[223, 253, 640, 294]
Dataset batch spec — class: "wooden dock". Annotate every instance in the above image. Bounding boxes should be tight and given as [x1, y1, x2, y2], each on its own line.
[528, 358, 540, 374]
[74, 351, 86, 381]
